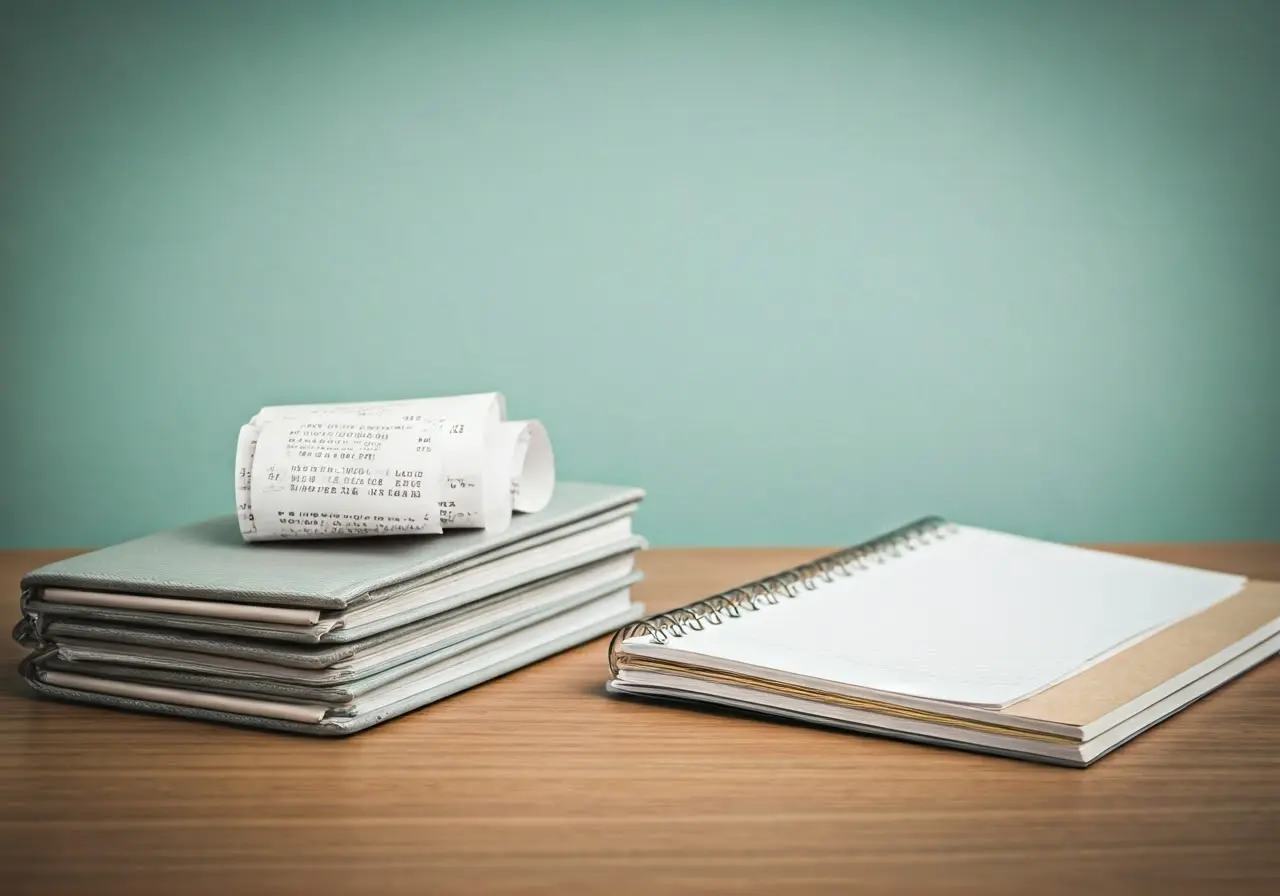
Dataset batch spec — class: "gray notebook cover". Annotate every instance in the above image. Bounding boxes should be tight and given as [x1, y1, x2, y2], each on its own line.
[16, 483, 644, 646]
[20, 481, 643, 610]
[18, 529, 645, 645]
[29, 555, 640, 669]
[19, 601, 644, 736]
[37, 575, 642, 703]
[34, 559, 642, 675]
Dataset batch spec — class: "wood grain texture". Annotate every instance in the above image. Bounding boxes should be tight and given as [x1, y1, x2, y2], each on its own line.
[1, 544, 1278, 896]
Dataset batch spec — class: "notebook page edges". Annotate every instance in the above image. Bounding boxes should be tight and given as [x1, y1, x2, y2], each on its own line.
[23, 534, 645, 646]
[36, 554, 641, 670]
[30, 590, 643, 729]
[43, 581, 643, 702]
[613, 657, 1082, 741]
[339, 516, 635, 627]
[343, 590, 640, 716]
[618, 523, 1245, 708]
[37, 669, 329, 724]
[35, 589, 322, 626]
[614, 579, 1280, 742]
[612, 633, 1280, 766]
[20, 481, 644, 609]
[24, 502, 640, 638]
[46, 559, 643, 683]
[361, 501, 638, 601]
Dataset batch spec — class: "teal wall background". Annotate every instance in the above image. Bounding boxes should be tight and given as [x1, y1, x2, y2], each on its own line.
[2, 0, 1278, 549]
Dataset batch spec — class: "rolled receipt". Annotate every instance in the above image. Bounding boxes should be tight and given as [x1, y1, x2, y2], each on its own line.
[248, 392, 507, 434]
[242, 417, 445, 542]
[496, 420, 556, 513]
[235, 392, 556, 542]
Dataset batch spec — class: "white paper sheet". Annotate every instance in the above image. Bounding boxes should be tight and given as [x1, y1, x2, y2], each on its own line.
[234, 392, 556, 542]
[637, 524, 1248, 707]
[497, 420, 555, 513]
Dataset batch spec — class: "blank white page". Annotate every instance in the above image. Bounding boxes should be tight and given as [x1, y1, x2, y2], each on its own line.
[648, 525, 1246, 707]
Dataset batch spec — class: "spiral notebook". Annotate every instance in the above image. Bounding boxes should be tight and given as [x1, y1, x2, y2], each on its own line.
[606, 518, 1280, 767]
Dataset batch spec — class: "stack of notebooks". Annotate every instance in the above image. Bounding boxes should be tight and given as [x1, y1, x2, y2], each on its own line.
[11, 381, 1277, 766]
[13, 387, 650, 734]
[14, 482, 647, 734]
[607, 517, 1280, 767]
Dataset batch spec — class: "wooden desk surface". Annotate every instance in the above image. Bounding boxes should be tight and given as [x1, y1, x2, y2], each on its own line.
[1, 543, 1278, 895]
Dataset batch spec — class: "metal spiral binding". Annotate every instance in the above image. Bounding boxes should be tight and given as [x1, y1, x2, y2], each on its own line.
[607, 515, 956, 675]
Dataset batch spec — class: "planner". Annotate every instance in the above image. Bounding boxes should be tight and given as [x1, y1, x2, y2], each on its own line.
[606, 517, 1280, 766]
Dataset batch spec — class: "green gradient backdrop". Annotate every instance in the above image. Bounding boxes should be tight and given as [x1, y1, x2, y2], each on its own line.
[2, 0, 1278, 549]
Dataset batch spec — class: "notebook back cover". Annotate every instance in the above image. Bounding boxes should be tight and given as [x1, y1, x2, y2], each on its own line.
[1003, 578, 1280, 731]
